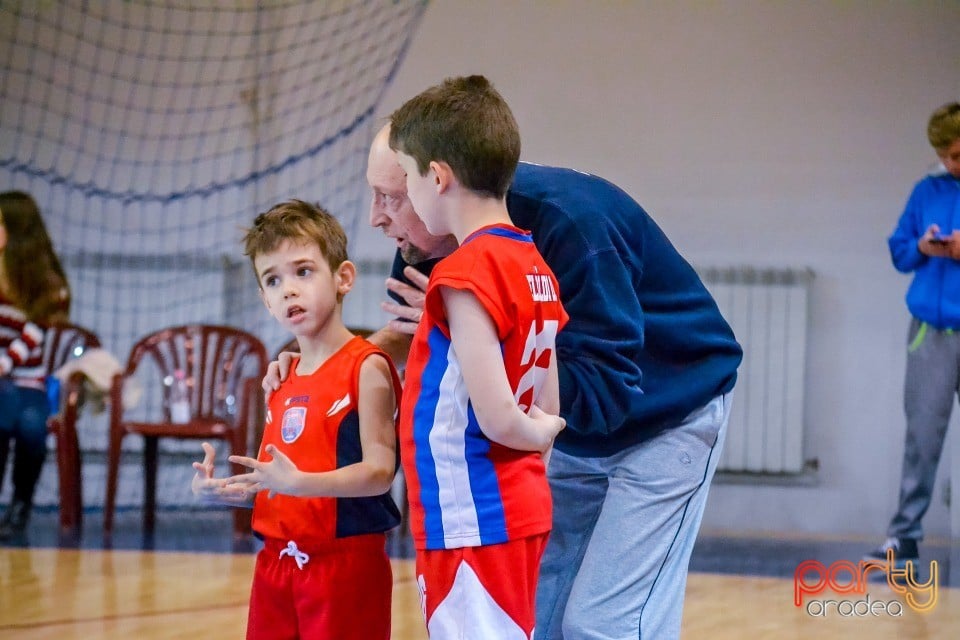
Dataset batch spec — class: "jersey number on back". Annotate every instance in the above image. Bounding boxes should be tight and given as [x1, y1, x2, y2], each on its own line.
[514, 320, 559, 412]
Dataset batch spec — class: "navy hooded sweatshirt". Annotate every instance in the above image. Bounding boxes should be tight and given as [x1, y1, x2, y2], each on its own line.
[391, 162, 742, 457]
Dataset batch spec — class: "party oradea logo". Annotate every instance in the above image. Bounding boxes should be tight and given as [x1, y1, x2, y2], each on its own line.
[793, 550, 937, 617]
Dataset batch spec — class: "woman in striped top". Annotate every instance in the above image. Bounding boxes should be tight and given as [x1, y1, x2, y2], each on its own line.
[0, 191, 71, 541]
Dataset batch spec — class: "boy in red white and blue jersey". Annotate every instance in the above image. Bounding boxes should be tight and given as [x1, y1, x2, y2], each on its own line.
[390, 75, 568, 640]
[403, 227, 563, 550]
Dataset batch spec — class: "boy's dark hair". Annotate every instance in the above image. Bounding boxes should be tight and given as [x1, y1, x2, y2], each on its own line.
[242, 199, 348, 283]
[927, 101, 960, 151]
[388, 75, 520, 199]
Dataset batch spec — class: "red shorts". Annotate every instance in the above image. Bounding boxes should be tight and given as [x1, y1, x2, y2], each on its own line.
[415, 533, 548, 640]
[247, 534, 392, 640]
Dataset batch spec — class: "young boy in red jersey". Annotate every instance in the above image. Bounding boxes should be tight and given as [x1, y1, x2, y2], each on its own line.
[191, 200, 402, 640]
[388, 75, 567, 639]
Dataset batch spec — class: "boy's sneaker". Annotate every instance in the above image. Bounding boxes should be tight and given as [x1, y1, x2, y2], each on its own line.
[863, 537, 918, 569]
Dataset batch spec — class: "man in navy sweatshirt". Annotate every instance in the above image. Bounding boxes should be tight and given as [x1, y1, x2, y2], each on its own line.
[267, 124, 742, 639]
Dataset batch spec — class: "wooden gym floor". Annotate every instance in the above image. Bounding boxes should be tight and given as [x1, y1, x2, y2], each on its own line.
[1, 508, 958, 639]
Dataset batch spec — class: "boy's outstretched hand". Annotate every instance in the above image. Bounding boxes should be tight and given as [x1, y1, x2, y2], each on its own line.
[227, 445, 303, 499]
[191, 441, 251, 506]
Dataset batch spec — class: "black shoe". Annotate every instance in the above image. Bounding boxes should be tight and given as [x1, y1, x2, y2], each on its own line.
[0, 500, 31, 540]
[863, 536, 919, 569]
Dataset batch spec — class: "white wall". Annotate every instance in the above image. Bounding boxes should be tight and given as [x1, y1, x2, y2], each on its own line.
[368, 0, 960, 539]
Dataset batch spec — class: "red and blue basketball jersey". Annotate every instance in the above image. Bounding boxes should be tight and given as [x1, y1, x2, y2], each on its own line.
[253, 336, 402, 545]
[400, 224, 568, 550]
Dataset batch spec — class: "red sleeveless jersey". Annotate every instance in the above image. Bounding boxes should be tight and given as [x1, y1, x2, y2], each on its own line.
[253, 336, 402, 545]
[400, 224, 568, 550]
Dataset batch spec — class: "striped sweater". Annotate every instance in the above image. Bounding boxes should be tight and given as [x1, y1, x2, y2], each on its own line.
[0, 295, 46, 391]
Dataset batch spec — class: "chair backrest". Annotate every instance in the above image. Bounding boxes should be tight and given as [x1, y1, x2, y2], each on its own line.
[42, 323, 102, 375]
[124, 324, 268, 423]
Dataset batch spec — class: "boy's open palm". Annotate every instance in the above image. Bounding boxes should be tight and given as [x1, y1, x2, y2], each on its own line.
[191, 441, 250, 505]
[191, 442, 220, 497]
[227, 445, 302, 499]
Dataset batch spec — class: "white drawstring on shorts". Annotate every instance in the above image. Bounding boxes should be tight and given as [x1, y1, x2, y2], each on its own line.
[279, 540, 310, 570]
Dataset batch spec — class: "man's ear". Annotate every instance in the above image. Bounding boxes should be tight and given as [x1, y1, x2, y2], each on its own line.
[336, 260, 356, 297]
[430, 160, 455, 194]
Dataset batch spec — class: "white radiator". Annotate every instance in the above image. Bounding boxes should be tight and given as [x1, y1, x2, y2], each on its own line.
[699, 266, 813, 475]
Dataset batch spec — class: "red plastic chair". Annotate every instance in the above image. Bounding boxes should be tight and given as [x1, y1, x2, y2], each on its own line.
[104, 324, 267, 539]
[42, 323, 102, 539]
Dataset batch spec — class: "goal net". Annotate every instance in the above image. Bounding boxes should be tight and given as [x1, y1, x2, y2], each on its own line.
[0, 0, 425, 510]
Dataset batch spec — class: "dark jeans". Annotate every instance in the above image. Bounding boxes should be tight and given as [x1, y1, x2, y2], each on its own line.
[0, 378, 50, 505]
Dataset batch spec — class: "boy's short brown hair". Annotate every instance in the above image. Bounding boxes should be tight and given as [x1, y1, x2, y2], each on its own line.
[243, 199, 348, 282]
[388, 75, 520, 199]
[927, 102, 960, 152]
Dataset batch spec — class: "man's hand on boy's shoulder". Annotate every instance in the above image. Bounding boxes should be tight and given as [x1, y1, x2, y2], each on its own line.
[262, 351, 297, 399]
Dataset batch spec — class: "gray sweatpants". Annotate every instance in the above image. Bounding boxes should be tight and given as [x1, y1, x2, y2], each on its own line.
[888, 318, 960, 541]
[536, 393, 730, 640]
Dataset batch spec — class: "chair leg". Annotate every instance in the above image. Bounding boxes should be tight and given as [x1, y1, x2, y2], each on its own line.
[0, 436, 9, 495]
[229, 437, 252, 538]
[233, 505, 252, 537]
[104, 431, 123, 539]
[392, 469, 410, 541]
[54, 417, 82, 538]
[143, 436, 158, 533]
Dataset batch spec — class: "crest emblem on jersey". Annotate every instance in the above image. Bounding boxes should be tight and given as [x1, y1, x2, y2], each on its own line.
[281, 407, 307, 443]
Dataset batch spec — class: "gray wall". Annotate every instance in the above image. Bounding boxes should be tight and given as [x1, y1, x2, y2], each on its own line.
[367, 0, 960, 540]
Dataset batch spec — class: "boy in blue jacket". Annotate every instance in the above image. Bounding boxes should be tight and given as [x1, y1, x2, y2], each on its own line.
[867, 102, 960, 567]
